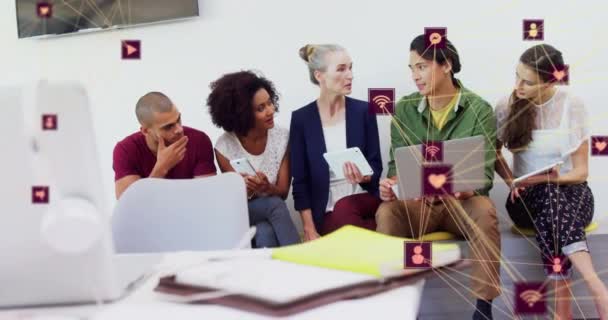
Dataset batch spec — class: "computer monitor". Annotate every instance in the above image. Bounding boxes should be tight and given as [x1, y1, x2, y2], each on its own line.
[0, 81, 121, 307]
[16, 0, 200, 38]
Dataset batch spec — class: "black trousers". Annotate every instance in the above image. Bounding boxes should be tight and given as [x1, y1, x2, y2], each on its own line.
[506, 182, 594, 278]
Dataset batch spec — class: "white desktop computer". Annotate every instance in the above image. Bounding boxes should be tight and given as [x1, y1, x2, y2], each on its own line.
[0, 81, 142, 307]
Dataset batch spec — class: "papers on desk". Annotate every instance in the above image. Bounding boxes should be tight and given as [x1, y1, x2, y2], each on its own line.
[175, 259, 373, 304]
[155, 226, 463, 317]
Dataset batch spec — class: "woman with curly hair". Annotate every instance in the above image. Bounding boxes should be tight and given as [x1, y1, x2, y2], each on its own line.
[207, 70, 300, 248]
[495, 44, 608, 318]
[290, 44, 383, 241]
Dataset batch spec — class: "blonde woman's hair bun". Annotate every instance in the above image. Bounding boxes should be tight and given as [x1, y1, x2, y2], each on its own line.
[299, 44, 315, 62]
[298, 43, 346, 85]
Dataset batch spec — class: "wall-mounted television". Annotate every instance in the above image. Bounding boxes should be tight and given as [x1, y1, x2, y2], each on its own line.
[16, 0, 199, 39]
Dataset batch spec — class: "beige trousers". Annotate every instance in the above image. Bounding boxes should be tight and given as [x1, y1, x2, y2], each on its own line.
[376, 196, 502, 300]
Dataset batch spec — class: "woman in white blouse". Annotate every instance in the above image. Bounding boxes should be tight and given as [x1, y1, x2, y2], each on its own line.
[495, 44, 608, 318]
[207, 70, 300, 248]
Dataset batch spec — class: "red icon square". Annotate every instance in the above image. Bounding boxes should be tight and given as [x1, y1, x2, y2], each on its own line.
[122, 40, 141, 60]
[32, 186, 50, 204]
[36, 1, 53, 18]
[422, 164, 453, 197]
[550, 64, 569, 85]
[368, 88, 395, 115]
[523, 19, 544, 41]
[592, 136, 608, 156]
[545, 255, 570, 277]
[424, 27, 447, 49]
[404, 241, 432, 269]
[422, 141, 443, 162]
[514, 282, 546, 315]
[42, 114, 57, 130]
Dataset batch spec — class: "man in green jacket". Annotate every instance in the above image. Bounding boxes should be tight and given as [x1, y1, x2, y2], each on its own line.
[376, 34, 501, 320]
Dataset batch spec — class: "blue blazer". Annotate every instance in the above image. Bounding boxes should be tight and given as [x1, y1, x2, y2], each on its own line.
[289, 96, 382, 231]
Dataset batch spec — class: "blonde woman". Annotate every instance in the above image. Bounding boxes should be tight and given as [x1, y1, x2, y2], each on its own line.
[289, 44, 383, 241]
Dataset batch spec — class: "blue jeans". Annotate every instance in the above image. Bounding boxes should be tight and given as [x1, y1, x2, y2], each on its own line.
[248, 196, 300, 248]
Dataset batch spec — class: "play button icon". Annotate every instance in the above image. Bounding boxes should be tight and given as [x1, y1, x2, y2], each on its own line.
[121, 40, 141, 60]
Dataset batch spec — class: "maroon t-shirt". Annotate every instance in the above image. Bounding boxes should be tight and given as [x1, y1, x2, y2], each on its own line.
[112, 126, 216, 181]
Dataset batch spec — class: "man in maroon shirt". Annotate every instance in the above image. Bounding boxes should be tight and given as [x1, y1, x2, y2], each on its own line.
[113, 91, 216, 198]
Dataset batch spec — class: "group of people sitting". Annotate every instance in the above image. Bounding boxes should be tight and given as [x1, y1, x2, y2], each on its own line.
[111, 34, 608, 319]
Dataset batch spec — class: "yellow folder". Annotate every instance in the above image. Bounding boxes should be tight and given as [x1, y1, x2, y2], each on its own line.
[272, 225, 460, 277]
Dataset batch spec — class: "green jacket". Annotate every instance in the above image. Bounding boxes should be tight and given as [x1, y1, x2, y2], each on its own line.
[387, 84, 497, 196]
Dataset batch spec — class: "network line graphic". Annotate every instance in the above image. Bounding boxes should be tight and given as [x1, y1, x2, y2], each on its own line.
[374, 22, 608, 319]
[21, 1, 608, 318]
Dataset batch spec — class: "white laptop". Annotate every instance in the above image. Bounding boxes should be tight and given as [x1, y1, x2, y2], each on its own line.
[0, 81, 156, 308]
[393, 135, 487, 200]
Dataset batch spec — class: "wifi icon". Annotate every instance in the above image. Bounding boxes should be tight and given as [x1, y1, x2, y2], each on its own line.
[519, 290, 542, 307]
[426, 146, 440, 157]
[515, 282, 546, 315]
[368, 88, 395, 115]
[373, 95, 391, 110]
[423, 141, 443, 162]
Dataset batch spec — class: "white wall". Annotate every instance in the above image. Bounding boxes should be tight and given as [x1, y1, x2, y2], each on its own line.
[2, 0, 608, 221]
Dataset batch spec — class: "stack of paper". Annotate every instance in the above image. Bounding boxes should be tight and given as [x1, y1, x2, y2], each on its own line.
[171, 226, 461, 305]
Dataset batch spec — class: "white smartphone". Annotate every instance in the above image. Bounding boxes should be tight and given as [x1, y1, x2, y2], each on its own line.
[230, 158, 257, 176]
[512, 161, 563, 187]
[323, 147, 374, 180]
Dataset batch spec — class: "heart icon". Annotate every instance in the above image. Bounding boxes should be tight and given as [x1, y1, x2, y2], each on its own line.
[595, 141, 607, 152]
[35, 190, 46, 200]
[553, 70, 566, 81]
[428, 174, 447, 189]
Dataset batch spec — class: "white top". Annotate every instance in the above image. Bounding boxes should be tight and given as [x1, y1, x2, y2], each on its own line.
[496, 88, 591, 177]
[215, 126, 289, 185]
[322, 120, 364, 212]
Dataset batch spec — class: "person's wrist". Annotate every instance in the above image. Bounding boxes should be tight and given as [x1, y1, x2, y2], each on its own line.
[305, 228, 317, 236]
[150, 163, 168, 178]
[303, 223, 316, 232]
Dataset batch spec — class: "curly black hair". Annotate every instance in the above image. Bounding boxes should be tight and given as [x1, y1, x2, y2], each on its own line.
[207, 70, 280, 137]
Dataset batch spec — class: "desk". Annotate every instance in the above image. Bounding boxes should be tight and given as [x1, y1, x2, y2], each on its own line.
[0, 250, 425, 320]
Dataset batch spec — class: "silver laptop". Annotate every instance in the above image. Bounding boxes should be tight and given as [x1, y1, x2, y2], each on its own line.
[0, 82, 156, 308]
[393, 135, 487, 200]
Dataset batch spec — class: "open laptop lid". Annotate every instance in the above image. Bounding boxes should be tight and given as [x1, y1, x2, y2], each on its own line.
[394, 135, 487, 200]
